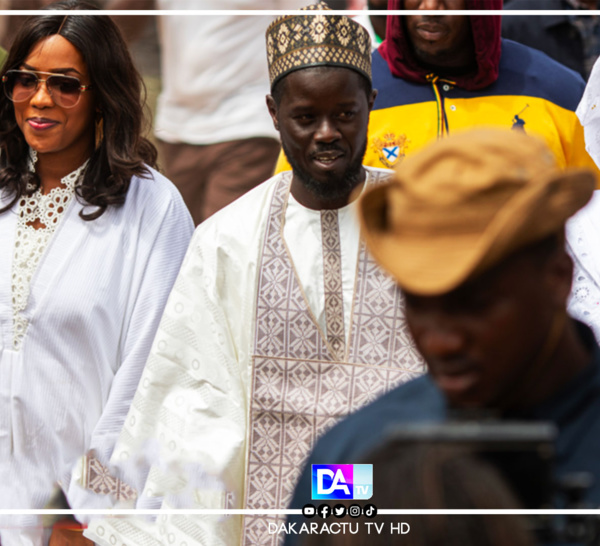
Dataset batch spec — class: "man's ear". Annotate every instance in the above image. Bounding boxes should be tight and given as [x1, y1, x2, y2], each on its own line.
[368, 89, 378, 111]
[266, 95, 279, 131]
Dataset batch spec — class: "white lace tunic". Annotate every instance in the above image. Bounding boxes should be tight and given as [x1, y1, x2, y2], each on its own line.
[11, 150, 88, 350]
[0, 160, 194, 546]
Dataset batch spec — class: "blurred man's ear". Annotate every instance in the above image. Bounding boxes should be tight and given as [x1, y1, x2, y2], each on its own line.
[545, 248, 574, 308]
[266, 95, 279, 131]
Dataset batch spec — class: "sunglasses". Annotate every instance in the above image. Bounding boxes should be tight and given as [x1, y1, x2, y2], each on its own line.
[2, 69, 92, 108]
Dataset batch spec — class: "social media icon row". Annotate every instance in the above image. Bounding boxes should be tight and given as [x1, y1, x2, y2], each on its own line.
[302, 503, 377, 519]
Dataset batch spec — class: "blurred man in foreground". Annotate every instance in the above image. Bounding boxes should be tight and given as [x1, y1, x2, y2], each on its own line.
[286, 129, 600, 543]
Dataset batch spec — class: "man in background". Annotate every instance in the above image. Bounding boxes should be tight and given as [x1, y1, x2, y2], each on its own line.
[108, 0, 304, 224]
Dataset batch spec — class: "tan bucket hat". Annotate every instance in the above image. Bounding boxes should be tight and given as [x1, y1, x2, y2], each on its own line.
[359, 129, 596, 295]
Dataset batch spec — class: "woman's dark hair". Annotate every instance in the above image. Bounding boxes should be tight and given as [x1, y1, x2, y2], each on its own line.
[0, 0, 158, 220]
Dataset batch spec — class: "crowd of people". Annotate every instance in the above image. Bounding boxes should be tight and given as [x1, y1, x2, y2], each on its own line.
[1, 1, 600, 546]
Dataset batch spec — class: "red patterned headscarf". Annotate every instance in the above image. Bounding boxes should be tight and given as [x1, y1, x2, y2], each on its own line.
[378, 0, 503, 90]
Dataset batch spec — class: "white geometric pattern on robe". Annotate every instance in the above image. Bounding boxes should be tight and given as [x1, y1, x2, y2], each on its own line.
[243, 171, 425, 545]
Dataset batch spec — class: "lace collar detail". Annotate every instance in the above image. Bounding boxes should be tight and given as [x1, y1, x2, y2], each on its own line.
[26, 148, 90, 192]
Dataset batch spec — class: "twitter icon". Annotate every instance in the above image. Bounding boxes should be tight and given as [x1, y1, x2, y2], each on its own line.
[333, 504, 347, 518]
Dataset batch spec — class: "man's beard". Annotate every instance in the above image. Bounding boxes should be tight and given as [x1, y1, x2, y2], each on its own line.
[282, 137, 368, 202]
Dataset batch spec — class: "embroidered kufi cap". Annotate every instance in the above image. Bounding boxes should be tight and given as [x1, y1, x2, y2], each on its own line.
[266, 2, 372, 89]
[358, 129, 596, 295]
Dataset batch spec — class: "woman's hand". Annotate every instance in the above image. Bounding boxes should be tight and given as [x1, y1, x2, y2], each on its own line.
[49, 519, 94, 546]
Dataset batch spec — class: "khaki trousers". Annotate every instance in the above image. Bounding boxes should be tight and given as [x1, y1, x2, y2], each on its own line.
[158, 137, 281, 225]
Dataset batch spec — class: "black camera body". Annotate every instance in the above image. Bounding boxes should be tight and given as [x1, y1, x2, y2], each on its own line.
[381, 421, 600, 545]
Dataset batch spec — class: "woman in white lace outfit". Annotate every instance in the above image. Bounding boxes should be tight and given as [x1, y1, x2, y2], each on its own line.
[0, 2, 194, 544]
[569, 56, 600, 344]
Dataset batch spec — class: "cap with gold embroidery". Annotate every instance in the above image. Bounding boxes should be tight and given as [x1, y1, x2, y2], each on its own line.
[266, 2, 372, 89]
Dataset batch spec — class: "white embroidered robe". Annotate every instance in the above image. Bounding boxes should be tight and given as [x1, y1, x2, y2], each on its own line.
[87, 167, 425, 546]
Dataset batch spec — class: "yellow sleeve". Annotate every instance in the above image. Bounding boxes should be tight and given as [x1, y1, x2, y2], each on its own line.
[274, 149, 292, 174]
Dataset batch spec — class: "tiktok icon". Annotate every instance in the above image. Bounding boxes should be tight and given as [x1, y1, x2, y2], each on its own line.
[363, 504, 378, 518]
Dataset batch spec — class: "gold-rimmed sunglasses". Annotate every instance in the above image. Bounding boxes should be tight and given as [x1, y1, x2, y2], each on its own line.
[2, 69, 92, 108]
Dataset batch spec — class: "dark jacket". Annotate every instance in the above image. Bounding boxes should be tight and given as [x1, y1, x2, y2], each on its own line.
[502, 0, 588, 79]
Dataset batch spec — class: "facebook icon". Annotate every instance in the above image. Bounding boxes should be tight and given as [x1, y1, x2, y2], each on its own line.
[311, 464, 373, 500]
[318, 504, 331, 519]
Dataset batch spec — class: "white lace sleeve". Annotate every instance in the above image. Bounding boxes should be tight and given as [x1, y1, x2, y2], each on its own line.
[577, 57, 600, 170]
[567, 191, 600, 343]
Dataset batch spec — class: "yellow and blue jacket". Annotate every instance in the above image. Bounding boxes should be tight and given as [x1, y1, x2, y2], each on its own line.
[366, 38, 595, 171]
